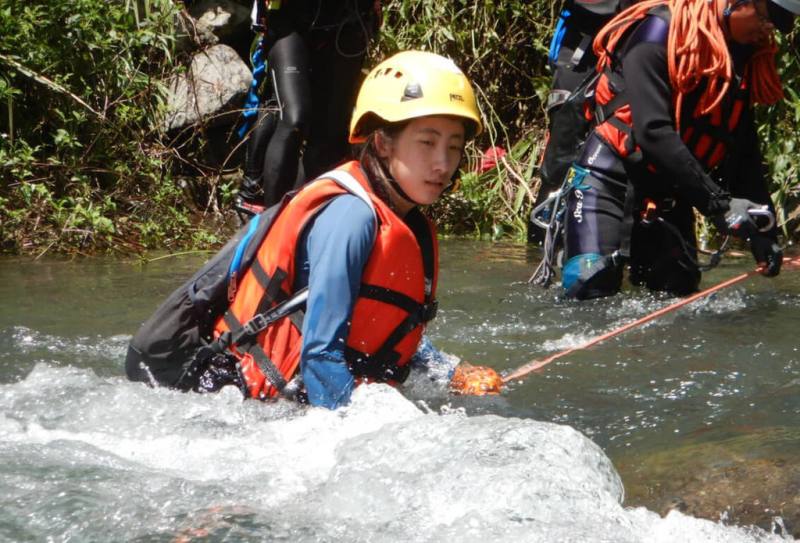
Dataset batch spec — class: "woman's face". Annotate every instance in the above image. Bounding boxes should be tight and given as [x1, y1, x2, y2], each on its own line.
[727, 0, 775, 45]
[376, 115, 466, 213]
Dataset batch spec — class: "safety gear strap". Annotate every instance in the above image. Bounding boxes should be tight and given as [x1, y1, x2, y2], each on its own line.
[223, 311, 289, 394]
[346, 208, 437, 381]
[218, 260, 307, 395]
[569, 34, 593, 69]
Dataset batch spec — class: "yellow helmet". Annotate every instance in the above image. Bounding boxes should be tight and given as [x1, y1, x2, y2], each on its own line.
[349, 50, 483, 144]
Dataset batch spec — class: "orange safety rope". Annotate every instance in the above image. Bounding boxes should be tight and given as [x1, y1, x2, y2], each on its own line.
[502, 257, 800, 384]
[593, 0, 783, 130]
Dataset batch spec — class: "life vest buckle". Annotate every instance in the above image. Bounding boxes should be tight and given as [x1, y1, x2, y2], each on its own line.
[242, 312, 269, 338]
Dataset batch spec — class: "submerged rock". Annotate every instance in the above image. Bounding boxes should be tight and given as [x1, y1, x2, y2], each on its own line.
[619, 432, 800, 537]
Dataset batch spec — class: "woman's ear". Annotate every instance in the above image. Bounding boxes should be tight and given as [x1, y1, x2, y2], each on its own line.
[373, 130, 392, 159]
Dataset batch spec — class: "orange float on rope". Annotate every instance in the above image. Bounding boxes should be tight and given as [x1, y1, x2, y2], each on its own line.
[450, 363, 503, 396]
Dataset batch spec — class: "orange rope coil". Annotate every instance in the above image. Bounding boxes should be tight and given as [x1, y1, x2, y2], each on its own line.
[593, 0, 784, 129]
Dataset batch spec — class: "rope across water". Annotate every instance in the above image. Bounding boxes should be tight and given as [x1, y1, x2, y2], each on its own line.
[502, 256, 800, 385]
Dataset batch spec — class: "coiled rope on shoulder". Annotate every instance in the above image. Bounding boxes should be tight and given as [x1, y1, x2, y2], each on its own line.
[593, 0, 784, 129]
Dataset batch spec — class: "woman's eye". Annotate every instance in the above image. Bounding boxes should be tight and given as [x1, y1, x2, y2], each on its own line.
[419, 140, 433, 146]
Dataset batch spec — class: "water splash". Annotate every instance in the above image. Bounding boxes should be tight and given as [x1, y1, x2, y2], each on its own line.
[0, 365, 789, 542]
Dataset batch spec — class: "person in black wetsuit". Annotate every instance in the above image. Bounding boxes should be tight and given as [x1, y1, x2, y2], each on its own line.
[238, 0, 380, 211]
[532, 1, 639, 243]
[559, 0, 797, 299]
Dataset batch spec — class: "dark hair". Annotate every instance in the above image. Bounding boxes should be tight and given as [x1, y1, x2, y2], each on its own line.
[356, 122, 408, 210]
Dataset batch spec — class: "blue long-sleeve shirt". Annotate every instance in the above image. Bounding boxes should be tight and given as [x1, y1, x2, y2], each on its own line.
[293, 194, 453, 409]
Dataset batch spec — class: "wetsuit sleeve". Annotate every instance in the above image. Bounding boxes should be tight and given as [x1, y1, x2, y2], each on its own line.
[622, 41, 730, 216]
[298, 194, 376, 409]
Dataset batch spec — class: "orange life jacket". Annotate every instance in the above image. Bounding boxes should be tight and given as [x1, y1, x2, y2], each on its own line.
[591, 6, 750, 171]
[213, 161, 439, 399]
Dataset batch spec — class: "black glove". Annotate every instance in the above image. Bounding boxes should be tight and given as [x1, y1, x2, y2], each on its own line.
[749, 235, 783, 277]
[712, 198, 782, 276]
[711, 197, 762, 239]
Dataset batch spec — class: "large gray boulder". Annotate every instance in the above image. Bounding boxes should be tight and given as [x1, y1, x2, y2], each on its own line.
[163, 43, 252, 132]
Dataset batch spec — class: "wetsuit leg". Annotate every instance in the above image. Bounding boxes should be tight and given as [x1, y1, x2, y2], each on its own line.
[629, 200, 701, 295]
[561, 136, 628, 299]
[241, 107, 278, 202]
[300, 28, 367, 185]
[261, 31, 312, 206]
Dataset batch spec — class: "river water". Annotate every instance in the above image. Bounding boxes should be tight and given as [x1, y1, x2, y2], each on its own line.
[1, 240, 798, 542]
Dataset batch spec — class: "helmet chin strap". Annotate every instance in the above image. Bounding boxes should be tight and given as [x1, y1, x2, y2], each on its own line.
[389, 177, 422, 206]
[374, 156, 423, 206]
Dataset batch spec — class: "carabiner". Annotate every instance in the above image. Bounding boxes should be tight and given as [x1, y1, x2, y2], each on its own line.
[530, 189, 563, 229]
[748, 206, 775, 232]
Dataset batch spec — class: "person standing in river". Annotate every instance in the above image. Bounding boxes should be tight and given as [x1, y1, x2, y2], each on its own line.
[237, 0, 381, 214]
[557, 0, 796, 299]
[128, 51, 503, 407]
[532, 0, 640, 243]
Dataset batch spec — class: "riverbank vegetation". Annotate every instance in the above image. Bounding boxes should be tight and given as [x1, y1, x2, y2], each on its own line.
[1, 0, 798, 254]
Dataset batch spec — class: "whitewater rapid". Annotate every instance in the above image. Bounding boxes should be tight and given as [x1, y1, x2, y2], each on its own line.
[0, 354, 790, 542]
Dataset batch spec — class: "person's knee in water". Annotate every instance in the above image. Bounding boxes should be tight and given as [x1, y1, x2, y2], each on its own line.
[561, 137, 628, 300]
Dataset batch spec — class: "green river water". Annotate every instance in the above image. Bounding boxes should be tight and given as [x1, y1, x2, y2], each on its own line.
[1, 240, 798, 540]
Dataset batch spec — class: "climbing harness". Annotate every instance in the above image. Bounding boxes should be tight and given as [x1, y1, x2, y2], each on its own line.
[528, 176, 571, 286]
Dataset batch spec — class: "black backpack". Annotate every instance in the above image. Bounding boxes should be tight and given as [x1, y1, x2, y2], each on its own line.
[125, 168, 374, 393]
[540, 0, 639, 190]
[125, 198, 287, 390]
[539, 70, 601, 196]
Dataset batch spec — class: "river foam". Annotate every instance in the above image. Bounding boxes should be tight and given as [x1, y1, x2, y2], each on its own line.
[0, 363, 790, 542]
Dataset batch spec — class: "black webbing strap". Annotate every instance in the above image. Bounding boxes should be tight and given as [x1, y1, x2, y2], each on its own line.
[359, 284, 438, 322]
[249, 262, 305, 331]
[223, 311, 288, 393]
[288, 309, 305, 332]
[595, 91, 628, 125]
[346, 345, 411, 382]
[607, 116, 643, 162]
[568, 34, 593, 69]
[252, 261, 287, 314]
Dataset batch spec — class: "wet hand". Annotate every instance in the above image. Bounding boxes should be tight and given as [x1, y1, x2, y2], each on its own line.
[449, 363, 503, 396]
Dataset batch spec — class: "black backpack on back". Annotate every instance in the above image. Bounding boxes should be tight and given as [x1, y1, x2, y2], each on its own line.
[540, 0, 638, 190]
[126, 167, 374, 392]
[539, 70, 601, 195]
[125, 199, 286, 390]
